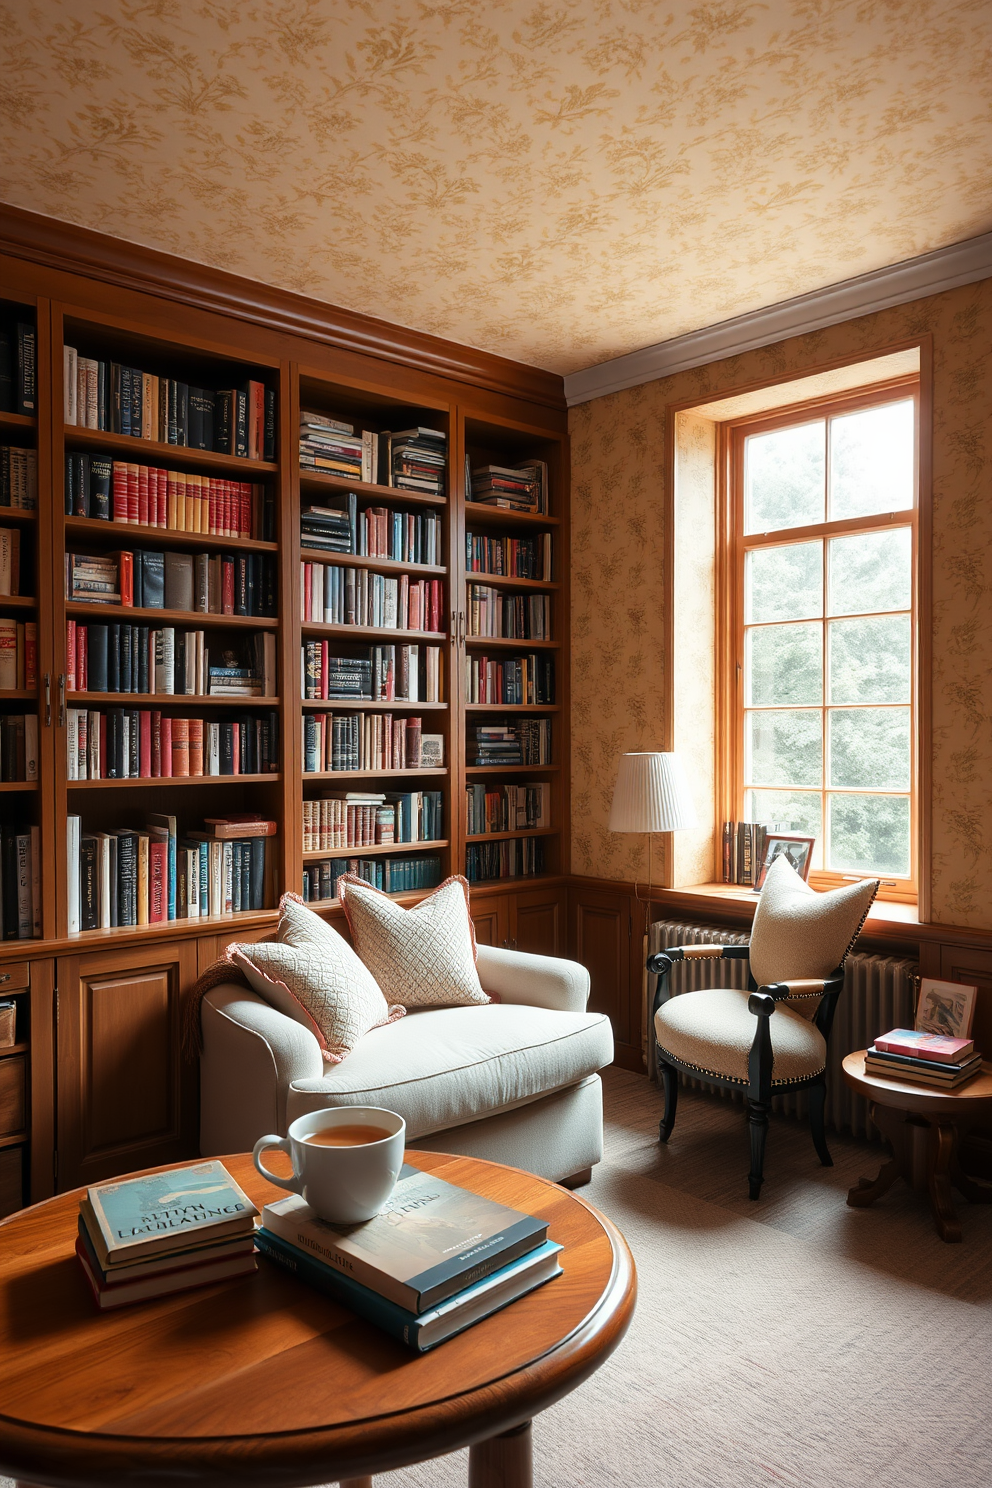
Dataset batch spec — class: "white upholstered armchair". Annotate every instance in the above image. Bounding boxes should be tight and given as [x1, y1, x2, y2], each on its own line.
[200, 942, 613, 1187]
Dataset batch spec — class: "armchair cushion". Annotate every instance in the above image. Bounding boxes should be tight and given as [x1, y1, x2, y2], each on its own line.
[339, 873, 489, 1008]
[749, 856, 878, 1017]
[655, 986, 826, 1086]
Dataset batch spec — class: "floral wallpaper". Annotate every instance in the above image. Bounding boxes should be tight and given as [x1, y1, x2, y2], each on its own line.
[570, 277, 992, 931]
[0, 1, 990, 373]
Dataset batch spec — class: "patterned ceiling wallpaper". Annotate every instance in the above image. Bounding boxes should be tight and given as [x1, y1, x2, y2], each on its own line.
[0, 1, 990, 373]
[569, 276, 992, 931]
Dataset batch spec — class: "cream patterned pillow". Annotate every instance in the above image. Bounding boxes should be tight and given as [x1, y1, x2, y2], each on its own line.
[338, 874, 490, 1009]
[749, 856, 878, 1017]
[227, 894, 403, 1063]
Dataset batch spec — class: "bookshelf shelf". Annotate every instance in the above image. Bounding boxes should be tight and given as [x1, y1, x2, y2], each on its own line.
[65, 602, 278, 629]
[300, 546, 446, 576]
[466, 703, 560, 712]
[64, 907, 279, 947]
[301, 698, 446, 711]
[0, 690, 36, 700]
[467, 827, 556, 842]
[64, 426, 278, 478]
[466, 764, 559, 775]
[304, 768, 448, 780]
[0, 595, 36, 609]
[300, 471, 446, 508]
[0, 411, 36, 432]
[0, 781, 38, 792]
[0, 509, 37, 524]
[301, 622, 446, 642]
[66, 518, 278, 555]
[0, 1042, 29, 1059]
[68, 692, 281, 707]
[464, 503, 560, 528]
[66, 773, 281, 789]
[465, 573, 558, 591]
[303, 840, 449, 861]
[464, 636, 557, 650]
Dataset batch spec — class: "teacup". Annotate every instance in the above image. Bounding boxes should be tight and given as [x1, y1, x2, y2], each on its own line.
[253, 1106, 405, 1224]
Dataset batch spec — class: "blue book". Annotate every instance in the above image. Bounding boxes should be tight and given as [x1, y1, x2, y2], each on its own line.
[83, 1159, 257, 1269]
[254, 1228, 562, 1353]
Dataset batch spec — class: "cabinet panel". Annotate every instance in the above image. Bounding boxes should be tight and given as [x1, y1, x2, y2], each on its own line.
[56, 938, 198, 1189]
[569, 887, 632, 1051]
[511, 888, 563, 957]
[0, 1057, 26, 1137]
[471, 895, 509, 948]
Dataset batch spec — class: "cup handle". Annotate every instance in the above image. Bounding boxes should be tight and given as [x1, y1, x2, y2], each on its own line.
[252, 1134, 303, 1196]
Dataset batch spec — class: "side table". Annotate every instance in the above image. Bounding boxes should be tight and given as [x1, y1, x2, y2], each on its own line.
[842, 1051, 992, 1242]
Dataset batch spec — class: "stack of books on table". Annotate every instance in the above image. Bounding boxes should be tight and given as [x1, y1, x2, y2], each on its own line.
[76, 1160, 258, 1310]
[866, 1029, 984, 1089]
[255, 1163, 562, 1352]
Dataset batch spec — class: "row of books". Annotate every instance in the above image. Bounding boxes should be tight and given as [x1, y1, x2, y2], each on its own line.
[301, 496, 441, 565]
[300, 853, 442, 902]
[466, 782, 549, 835]
[66, 709, 279, 780]
[0, 322, 36, 416]
[0, 527, 24, 596]
[471, 721, 552, 766]
[722, 821, 785, 886]
[0, 713, 38, 781]
[302, 790, 443, 851]
[64, 454, 275, 539]
[466, 838, 545, 882]
[75, 1160, 258, 1310]
[67, 815, 275, 931]
[465, 530, 552, 581]
[300, 415, 446, 497]
[0, 447, 36, 509]
[301, 562, 443, 633]
[302, 712, 442, 773]
[66, 624, 277, 698]
[66, 549, 277, 616]
[0, 824, 40, 940]
[469, 459, 547, 514]
[865, 1029, 984, 1090]
[301, 642, 441, 703]
[467, 586, 551, 641]
[0, 619, 36, 690]
[465, 653, 555, 706]
[256, 1164, 559, 1351]
[64, 350, 275, 460]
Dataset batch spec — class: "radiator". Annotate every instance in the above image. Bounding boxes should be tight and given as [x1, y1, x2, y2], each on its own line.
[647, 919, 918, 1139]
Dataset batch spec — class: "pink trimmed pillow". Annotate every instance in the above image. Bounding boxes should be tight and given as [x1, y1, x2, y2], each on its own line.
[227, 893, 403, 1063]
[338, 873, 490, 1009]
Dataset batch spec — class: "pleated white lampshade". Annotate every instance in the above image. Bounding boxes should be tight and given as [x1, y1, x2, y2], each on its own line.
[608, 752, 697, 834]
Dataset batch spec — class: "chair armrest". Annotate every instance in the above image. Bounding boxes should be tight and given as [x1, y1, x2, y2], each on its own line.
[203, 985, 324, 1086]
[475, 943, 591, 1013]
[646, 942, 750, 975]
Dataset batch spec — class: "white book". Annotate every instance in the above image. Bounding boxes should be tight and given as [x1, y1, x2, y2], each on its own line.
[24, 713, 38, 781]
[155, 629, 175, 694]
[197, 631, 206, 696]
[29, 824, 41, 936]
[384, 577, 398, 630]
[15, 833, 31, 939]
[76, 708, 88, 779]
[186, 848, 200, 916]
[0, 618, 17, 690]
[94, 832, 112, 929]
[67, 815, 81, 934]
[223, 841, 233, 914]
[64, 346, 78, 424]
[66, 709, 79, 780]
[206, 722, 219, 774]
[208, 840, 223, 917]
[409, 644, 420, 702]
[88, 711, 100, 779]
[81, 358, 99, 429]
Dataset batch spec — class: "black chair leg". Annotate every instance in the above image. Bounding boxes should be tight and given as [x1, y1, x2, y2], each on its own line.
[809, 1078, 832, 1167]
[747, 1097, 769, 1200]
[658, 1061, 679, 1143]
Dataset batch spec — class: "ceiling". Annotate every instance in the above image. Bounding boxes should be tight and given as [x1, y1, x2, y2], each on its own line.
[1, 1, 989, 375]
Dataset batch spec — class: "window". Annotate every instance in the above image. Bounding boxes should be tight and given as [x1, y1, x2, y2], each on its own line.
[724, 383, 918, 896]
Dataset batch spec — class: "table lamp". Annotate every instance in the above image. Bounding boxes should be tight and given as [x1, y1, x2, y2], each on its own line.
[608, 752, 697, 898]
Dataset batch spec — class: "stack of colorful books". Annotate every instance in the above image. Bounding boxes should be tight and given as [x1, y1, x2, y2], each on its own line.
[76, 1160, 258, 1309]
[255, 1163, 562, 1351]
[865, 1029, 983, 1089]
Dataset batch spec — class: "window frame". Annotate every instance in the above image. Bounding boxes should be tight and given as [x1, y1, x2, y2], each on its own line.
[717, 375, 921, 903]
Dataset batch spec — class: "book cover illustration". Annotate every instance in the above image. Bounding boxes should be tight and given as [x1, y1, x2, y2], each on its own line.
[88, 1159, 257, 1260]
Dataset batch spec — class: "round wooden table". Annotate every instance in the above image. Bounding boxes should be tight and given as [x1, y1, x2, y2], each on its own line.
[842, 1051, 992, 1242]
[0, 1151, 635, 1488]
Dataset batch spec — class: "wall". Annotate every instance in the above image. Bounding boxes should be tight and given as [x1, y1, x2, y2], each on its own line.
[569, 278, 992, 930]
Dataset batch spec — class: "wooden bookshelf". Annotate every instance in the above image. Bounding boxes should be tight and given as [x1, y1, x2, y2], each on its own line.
[0, 227, 568, 1198]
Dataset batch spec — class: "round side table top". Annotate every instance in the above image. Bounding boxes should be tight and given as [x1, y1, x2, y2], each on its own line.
[0, 1151, 635, 1488]
[842, 1050, 992, 1116]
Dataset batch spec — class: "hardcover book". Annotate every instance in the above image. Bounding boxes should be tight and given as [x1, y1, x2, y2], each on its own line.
[83, 1158, 258, 1267]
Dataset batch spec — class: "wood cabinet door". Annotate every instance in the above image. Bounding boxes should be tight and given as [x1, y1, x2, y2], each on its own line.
[56, 938, 199, 1190]
[471, 895, 510, 948]
[510, 887, 563, 957]
[569, 886, 636, 1065]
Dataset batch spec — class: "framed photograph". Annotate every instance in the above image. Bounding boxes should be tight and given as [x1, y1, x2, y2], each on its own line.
[915, 977, 978, 1040]
[754, 834, 815, 892]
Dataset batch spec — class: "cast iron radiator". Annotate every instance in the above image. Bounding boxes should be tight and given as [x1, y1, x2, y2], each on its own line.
[647, 919, 918, 1140]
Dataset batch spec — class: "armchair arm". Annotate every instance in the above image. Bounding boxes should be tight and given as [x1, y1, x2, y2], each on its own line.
[475, 943, 590, 1013]
[647, 942, 751, 1020]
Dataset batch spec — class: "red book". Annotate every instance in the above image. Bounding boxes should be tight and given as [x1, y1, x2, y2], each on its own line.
[126, 463, 139, 523]
[115, 552, 134, 608]
[320, 639, 329, 699]
[239, 481, 251, 537]
[166, 470, 180, 531]
[207, 477, 216, 536]
[148, 841, 168, 922]
[66, 620, 77, 691]
[78, 625, 88, 692]
[137, 465, 149, 526]
[159, 715, 173, 777]
[221, 479, 231, 537]
[139, 710, 151, 777]
[155, 468, 167, 528]
[112, 462, 128, 522]
[24, 621, 37, 689]
[874, 1029, 976, 1063]
[221, 558, 234, 615]
[188, 717, 204, 776]
[171, 716, 190, 776]
[150, 710, 161, 777]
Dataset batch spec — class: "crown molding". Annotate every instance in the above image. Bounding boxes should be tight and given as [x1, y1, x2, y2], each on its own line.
[564, 232, 992, 406]
[0, 203, 566, 411]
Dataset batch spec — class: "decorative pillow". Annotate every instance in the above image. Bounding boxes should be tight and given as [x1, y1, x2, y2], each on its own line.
[749, 856, 878, 1017]
[227, 894, 403, 1063]
[338, 873, 490, 1009]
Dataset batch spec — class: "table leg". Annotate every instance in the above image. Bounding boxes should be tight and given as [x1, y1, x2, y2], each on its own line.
[338, 1478, 372, 1487]
[928, 1122, 962, 1243]
[846, 1102, 907, 1208]
[469, 1420, 533, 1488]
